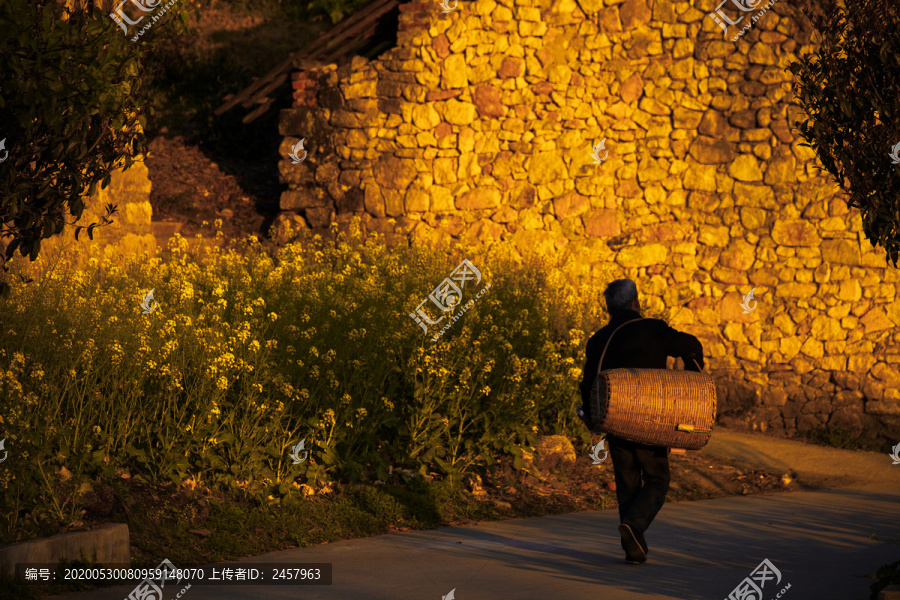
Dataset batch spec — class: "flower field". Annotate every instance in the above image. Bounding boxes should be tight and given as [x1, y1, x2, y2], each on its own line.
[0, 220, 651, 543]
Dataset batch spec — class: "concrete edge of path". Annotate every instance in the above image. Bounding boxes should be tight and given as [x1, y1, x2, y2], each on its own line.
[881, 584, 900, 600]
[0, 524, 130, 579]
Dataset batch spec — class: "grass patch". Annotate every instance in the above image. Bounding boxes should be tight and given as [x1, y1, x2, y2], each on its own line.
[801, 425, 862, 450]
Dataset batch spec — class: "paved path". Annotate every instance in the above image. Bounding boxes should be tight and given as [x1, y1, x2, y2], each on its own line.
[44, 428, 900, 600]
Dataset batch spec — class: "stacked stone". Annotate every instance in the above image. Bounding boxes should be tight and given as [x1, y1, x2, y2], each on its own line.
[8, 132, 156, 274]
[275, 0, 900, 443]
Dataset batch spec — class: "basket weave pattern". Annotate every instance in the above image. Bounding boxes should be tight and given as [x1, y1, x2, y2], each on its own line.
[591, 368, 717, 450]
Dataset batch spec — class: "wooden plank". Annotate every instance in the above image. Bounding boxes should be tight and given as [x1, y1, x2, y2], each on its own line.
[241, 72, 289, 109]
[242, 98, 275, 124]
[216, 58, 291, 115]
[215, 1, 372, 117]
[307, 0, 399, 61]
[300, 0, 397, 56]
[216, 0, 398, 116]
[320, 23, 380, 64]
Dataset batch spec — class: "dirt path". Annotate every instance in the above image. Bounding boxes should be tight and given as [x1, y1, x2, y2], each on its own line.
[702, 426, 900, 493]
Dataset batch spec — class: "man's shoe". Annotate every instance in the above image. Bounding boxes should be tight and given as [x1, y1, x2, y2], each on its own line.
[635, 530, 649, 555]
[618, 524, 647, 563]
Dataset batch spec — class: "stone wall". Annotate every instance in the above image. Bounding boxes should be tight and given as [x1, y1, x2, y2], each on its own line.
[275, 0, 900, 444]
[3, 163, 155, 274]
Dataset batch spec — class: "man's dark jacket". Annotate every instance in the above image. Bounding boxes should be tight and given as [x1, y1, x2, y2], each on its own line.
[579, 308, 705, 423]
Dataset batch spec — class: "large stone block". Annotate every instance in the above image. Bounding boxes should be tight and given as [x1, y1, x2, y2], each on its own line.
[534, 434, 577, 471]
[733, 182, 776, 208]
[860, 306, 893, 334]
[821, 239, 863, 265]
[528, 151, 568, 185]
[699, 225, 730, 247]
[343, 79, 376, 99]
[699, 110, 733, 137]
[728, 154, 763, 182]
[771, 219, 821, 247]
[473, 85, 505, 117]
[443, 54, 468, 88]
[639, 221, 693, 243]
[364, 184, 386, 217]
[683, 164, 719, 192]
[457, 187, 501, 210]
[616, 244, 668, 267]
[619, 0, 652, 29]
[720, 292, 763, 322]
[719, 240, 757, 270]
[374, 155, 417, 190]
[673, 107, 703, 129]
[305, 207, 334, 228]
[764, 152, 797, 184]
[583, 209, 621, 237]
[335, 186, 364, 213]
[777, 282, 819, 298]
[412, 103, 441, 130]
[281, 188, 331, 211]
[437, 99, 477, 125]
[620, 72, 643, 103]
[278, 106, 318, 137]
[554, 191, 590, 219]
[865, 399, 900, 415]
[465, 219, 505, 244]
[499, 56, 525, 78]
[510, 181, 538, 208]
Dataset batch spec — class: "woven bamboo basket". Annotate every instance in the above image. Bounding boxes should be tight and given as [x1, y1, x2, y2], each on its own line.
[589, 319, 717, 450]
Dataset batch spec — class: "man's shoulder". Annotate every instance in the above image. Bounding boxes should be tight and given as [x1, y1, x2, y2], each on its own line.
[587, 317, 666, 342]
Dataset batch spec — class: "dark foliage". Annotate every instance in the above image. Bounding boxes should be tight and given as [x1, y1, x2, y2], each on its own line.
[0, 0, 196, 297]
[788, 0, 900, 266]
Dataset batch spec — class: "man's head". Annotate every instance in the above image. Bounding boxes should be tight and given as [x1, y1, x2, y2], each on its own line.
[604, 278, 640, 313]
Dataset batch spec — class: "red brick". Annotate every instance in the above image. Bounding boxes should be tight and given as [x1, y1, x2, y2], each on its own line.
[426, 89, 462, 102]
[399, 2, 429, 12]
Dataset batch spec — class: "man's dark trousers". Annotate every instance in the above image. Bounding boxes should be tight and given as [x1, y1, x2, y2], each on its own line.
[608, 434, 669, 553]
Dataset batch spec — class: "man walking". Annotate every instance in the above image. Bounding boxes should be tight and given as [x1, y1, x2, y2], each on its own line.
[578, 279, 705, 564]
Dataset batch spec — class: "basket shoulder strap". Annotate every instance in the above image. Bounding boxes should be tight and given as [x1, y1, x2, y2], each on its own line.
[596, 318, 648, 376]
